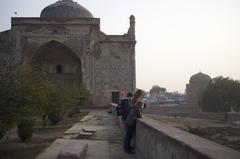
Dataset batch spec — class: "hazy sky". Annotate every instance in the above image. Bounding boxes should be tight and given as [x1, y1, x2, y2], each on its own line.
[1, 0, 240, 93]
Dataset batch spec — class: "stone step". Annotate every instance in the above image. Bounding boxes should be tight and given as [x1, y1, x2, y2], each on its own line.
[63, 131, 94, 139]
[76, 132, 93, 139]
[82, 128, 97, 133]
[35, 139, 88, 159]
[65, 128, 81, 134]
[79, 115, 94, 122]
[35, 139, 110, 159]
[57, 143, 88, 159]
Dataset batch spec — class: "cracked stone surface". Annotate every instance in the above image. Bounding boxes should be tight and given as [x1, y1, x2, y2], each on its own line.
[35, 110, 135, 159]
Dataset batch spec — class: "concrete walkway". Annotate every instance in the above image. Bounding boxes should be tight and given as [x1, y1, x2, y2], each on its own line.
[35, 110, 136, 159]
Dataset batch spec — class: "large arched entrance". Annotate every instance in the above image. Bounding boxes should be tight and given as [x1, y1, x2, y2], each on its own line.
[31, 40, 82, 85]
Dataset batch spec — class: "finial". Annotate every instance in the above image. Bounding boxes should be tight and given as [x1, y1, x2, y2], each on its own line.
[61, 0, 73, 2]
[130, 15, 135, 23]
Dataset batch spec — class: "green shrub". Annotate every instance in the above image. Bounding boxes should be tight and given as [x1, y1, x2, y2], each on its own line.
[48, 111, 63, 125]
[17, 117, 35, 142]
[0, 123, 7, 140]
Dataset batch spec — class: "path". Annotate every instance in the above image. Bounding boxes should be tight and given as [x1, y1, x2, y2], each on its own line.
[35, 109, 136, 159]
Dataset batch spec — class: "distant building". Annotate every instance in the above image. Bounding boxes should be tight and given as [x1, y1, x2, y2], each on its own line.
[0, 0, 136, 106]
[186, 72, 211, 105]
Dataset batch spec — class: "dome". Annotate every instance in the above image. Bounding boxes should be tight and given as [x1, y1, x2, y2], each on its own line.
[40, 0, 93, 19]
[190, 72, 211, 83]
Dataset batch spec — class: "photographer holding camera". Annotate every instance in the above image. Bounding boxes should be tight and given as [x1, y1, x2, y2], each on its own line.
[123, 89, 147, 154]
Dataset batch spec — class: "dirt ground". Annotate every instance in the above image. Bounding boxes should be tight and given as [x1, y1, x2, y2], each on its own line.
[0, 111, 89, 159]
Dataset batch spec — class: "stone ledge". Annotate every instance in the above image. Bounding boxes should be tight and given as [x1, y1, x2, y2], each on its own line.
[136, 116, 240, 159]
[12, 17, 100, 25]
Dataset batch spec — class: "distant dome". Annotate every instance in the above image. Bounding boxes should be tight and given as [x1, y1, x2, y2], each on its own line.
[190, 72, 211, 83]
[40, 0, 93, 19]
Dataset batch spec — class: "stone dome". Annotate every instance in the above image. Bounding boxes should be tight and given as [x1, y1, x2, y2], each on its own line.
[190, 72, 211, 83]
[40, 0, 93, 19]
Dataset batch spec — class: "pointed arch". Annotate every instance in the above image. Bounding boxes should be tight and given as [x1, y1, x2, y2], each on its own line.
[31, 40, 82, 85]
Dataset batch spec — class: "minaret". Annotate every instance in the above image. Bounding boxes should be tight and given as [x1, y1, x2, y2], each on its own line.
[127, 15, 136, 92]
[128, 15, 135, 40]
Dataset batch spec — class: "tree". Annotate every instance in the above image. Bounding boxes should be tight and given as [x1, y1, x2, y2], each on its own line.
[0, 77, 19, 139]
[150, 85, 166, 96]
[0, 60, 22, 139]
[0, 62, 39, 139]
[230, 80, 240, 112]
[199, 76, 240, 121]
[34, 83, 57, 127]
[149, 85, 167, 101]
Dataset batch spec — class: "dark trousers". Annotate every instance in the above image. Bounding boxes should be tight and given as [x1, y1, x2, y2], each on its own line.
[124, 124, 136, 152]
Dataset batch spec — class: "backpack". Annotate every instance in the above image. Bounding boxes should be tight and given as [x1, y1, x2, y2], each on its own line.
[116, 103, 123, 116]
[116, 98, 130, 118]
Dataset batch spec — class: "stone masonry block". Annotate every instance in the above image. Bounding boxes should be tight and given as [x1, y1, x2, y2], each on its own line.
[57, 143, 88, 159]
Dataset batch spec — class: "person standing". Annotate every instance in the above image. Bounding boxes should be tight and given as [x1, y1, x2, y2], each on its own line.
[123, 89, 144, 154]
[118, 92, 133, 146]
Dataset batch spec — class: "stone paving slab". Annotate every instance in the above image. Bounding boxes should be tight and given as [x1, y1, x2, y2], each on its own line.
[35, 139, 109, 159]
[79, 115, 95, 122]
[85, 140, 109, 159]
[35, 139, 88, 159]
[65, 124, 105, 135]
[57, 142, 88, 159]
[35, 110, 135, 159]
[65, 128, 81, 134]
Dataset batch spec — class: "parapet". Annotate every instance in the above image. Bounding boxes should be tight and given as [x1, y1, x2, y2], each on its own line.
[136, 117, 240, 159]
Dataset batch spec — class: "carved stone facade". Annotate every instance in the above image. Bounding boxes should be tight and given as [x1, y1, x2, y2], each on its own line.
[186, 72, 211, 105]
[0, 0, 136, 106]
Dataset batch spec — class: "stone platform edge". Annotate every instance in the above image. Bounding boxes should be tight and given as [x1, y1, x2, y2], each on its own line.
[136, 116, 240, 159]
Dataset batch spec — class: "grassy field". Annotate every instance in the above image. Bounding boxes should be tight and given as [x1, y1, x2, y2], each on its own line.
[0, 111, 89, 159]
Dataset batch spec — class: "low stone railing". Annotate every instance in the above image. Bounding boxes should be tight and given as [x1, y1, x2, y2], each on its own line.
[109, 103, 240, 159]
[136, 117, 240, 159]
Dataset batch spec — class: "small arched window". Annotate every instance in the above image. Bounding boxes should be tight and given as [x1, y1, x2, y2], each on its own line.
[56, 65, 63, 74]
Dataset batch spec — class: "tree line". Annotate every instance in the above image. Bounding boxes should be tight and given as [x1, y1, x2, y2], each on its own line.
[148, 77, 240, 121]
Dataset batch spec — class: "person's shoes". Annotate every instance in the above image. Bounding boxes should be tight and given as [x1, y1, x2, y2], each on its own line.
[127, 149, 135, 154]
[124, 149, 135, 154]
[129, 146, 134, 151]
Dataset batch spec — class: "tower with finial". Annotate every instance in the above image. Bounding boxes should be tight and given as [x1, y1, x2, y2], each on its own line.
[128, 15, 135, 40]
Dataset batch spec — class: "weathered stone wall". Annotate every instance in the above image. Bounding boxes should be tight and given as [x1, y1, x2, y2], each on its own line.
[11, 19, 93, 90]
[0, 30, 13, 61]
[186, 73, 211, 105]
[136, 117, 240, 159]
[92, 42, 135, 105]
[11, 21, 90, 61]
[1, 17, 136, 106]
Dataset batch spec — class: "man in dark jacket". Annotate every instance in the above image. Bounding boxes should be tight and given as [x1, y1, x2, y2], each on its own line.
[120, 92, 133, 121]
[118, 92, 133, 147]
[123, 89, 144, 154]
